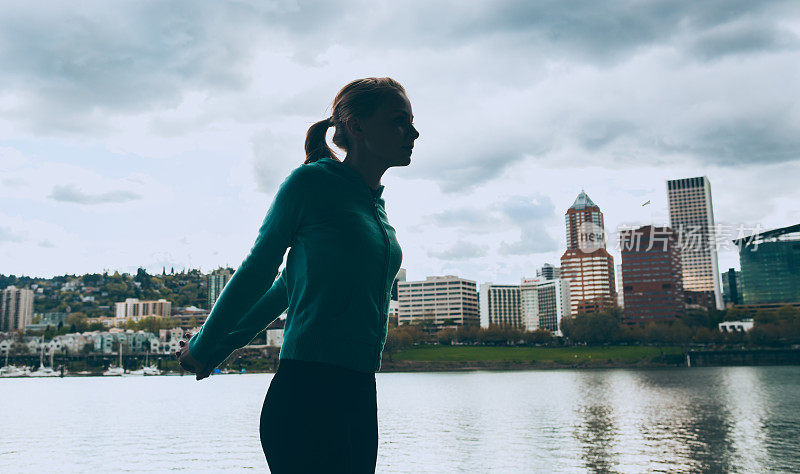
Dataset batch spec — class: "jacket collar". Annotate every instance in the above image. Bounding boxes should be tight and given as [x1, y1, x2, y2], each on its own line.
[319, 157, 385, 200]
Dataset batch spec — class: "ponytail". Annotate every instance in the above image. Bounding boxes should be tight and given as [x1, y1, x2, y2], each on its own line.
[304, 117, 336, 164]
[304, 77, 407, 165]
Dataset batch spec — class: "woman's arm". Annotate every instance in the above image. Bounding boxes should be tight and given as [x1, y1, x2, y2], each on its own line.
[187, 166, 308, 367]
[203, 270, 289, 370]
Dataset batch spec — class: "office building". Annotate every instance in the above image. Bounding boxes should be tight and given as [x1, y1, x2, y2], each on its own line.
[1, 285, 34, 332]
[734, 223, 800, 304]
[24, 312, 69, 332]
[536, 263, 561, 280]
[722, 269, 743, 306]
[398, 275, 479, 329]
[520, 278, 570, 335]
[559, 191, 616, 315]
[479, 283, 522, 328]
[114, 298, 172, 319]
[667, 176, 723, 309]
[172, 306, 209, 330]
[390, 268, 406, 301]
[619, 226, 684, 323]
[207, 268, 233, 309]
[388, 268, 407, 324]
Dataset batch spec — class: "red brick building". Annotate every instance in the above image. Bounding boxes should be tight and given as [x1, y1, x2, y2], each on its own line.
[619, 225, 685, 323]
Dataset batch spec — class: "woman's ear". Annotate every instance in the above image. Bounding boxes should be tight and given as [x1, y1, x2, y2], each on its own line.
[345, 117, 364, 141]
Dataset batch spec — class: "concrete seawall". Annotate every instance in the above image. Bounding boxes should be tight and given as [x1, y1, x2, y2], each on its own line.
[687, 349, 800, 367]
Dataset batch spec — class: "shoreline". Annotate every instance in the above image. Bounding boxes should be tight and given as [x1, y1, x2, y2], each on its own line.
[378, 359, 686, 372]
[4, 347, 798, 377]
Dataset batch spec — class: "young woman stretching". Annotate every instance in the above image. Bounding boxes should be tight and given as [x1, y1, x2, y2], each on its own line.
[176, 77, 419, 473]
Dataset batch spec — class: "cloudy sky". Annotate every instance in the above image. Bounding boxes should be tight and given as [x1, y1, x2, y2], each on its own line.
[1, 0, 799, 285]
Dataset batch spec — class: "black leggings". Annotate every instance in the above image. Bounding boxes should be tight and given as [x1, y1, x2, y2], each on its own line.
[260, 358, 378, 473]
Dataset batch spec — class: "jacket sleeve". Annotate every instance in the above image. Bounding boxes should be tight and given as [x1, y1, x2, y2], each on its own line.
[187, 166, 307, 365]
[203, 270, 288, 369]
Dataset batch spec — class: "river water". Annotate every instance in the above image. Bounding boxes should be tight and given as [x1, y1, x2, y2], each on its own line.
[1, 366, 798, 473]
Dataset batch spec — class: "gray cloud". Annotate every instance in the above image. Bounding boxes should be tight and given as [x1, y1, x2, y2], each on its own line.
[620, 114, 800, 168]
[0, 1, 269, 133]
[38, 240, 56, 248]
[0, 226, 26, 242]
[408, 134, 550, 194]
[575, 120, 640, 152]
[688, 20, 799, 61]
[251, 130, 305, 192]
[49, 184, 141, 205]
[422, 195, 559, 257]
[496, 195, 559, 255]
[682, 118, 800, 166]
[494, 195, 557, 223]
[499, 225, 559, 256]
[427, 241, 488, 261]
[426, 208, 498, 229]
[355, 1, 799, 62]
[4, 0, 795, 134]
[2, 178, 25, 188]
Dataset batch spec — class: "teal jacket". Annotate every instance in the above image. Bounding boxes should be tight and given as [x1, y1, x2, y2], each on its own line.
[188, 157, 403, 373]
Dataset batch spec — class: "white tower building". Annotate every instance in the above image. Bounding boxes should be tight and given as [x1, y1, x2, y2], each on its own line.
[666, 176, 723, 309]
[478, 283, 521, 328]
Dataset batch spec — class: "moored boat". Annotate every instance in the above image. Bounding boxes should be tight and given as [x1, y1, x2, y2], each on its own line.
[30, 364, 60, 377]
[103, 365, 125, 376]
[0, 365, 32, 377]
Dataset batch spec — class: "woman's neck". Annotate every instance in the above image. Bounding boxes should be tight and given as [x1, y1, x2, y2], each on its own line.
[342, 153, 385, 191]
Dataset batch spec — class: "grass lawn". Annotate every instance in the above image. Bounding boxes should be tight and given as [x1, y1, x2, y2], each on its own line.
[393, 345, 685, 363]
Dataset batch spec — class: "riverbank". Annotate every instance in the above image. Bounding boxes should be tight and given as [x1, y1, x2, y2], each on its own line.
[380, 345, 686, 371]
[5, 346, 799, 377]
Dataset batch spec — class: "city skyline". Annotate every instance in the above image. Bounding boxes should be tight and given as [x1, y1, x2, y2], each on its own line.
[1, 2, 798, 285]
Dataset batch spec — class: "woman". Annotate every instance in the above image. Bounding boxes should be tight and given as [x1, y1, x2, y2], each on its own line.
[176, 77, 419, 473]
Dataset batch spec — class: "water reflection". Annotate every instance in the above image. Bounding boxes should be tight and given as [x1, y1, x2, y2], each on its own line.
[618, 369, 735, 472]
[0, 368, 798, 472]
[569, 368, 778, 473]
[574, 373, 620, 473]
[752, 367, 800, 472]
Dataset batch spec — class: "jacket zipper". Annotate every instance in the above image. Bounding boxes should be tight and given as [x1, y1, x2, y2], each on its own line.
[373, 197, 390, 356]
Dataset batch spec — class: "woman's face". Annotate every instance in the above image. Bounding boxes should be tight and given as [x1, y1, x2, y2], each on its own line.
[358, 92, 420, 168]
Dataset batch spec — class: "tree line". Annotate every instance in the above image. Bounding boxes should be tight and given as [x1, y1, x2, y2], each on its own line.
[382, 305, 800, 360]
[1, 268, 215, 317]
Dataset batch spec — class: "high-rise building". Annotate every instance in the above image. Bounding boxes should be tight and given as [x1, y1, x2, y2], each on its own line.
[667, 176, 723, 309]
[114, 298, 172, 319]
[722, 268, 743, 306]
[479, 283, 521, 328]
[520, 278, 570, 335]
[734, 223, 800, 304]
[559, 191, 616, 315]
[619, 226, 684, 323]
[390, 268, 406, 301]
[398, 275, 479, 329]
[536, 263, 561, 280]
[207, 268, 232, 309]
[388, 268, 406, 323]
[0, 285, 34, 332]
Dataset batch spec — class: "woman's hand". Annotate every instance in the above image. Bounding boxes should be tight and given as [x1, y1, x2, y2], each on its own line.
[176, 332, 213, 381]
